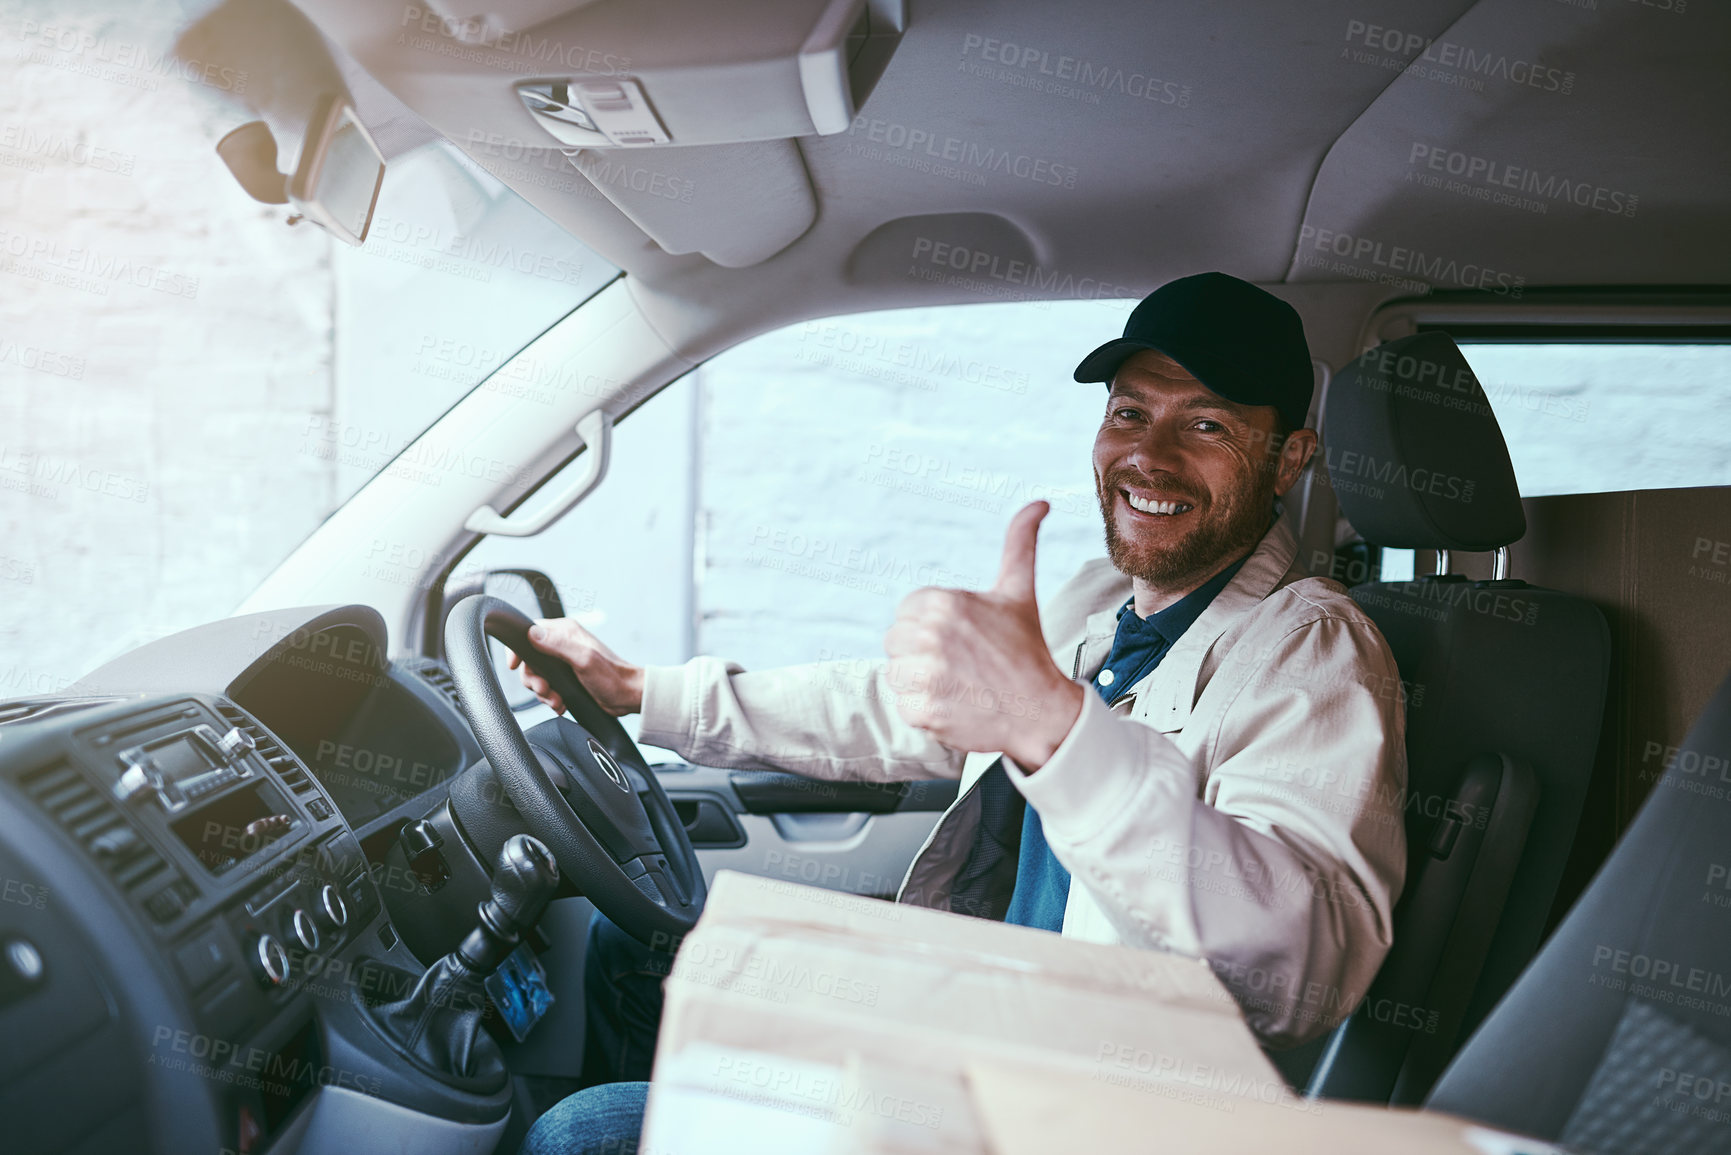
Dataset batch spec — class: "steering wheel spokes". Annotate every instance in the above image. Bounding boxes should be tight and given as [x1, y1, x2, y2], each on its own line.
[444, 595, 706, 943]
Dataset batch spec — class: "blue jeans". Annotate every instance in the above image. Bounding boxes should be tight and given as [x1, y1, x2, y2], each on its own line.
[579, 910, 676, 1087]
[520, 1080, 650, 1155]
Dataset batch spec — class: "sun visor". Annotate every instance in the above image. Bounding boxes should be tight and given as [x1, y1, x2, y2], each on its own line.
[482, 0, 904, 266]
[564, 140, 817, 269]
[281, 0, 906, 267]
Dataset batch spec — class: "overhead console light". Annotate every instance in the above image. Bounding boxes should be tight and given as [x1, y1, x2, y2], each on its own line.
[505, 0, 904, 150]
[517, 78, 671, 148]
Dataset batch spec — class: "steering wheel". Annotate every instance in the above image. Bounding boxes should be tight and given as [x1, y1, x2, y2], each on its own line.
[444, 594, 706, 946]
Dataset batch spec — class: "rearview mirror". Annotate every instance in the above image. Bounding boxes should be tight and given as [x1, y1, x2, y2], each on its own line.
[215, 92, 385, 246]
[288, 94, 386, 245]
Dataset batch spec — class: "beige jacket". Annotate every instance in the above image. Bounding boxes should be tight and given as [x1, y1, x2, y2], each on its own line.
[639, 519, 1408, 1047]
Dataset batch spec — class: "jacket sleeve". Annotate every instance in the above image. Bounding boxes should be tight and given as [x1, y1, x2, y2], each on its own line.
[1005, 614, 1408, 1048]
[636, 656, 967, 782]
[632, 560, 1121, 782]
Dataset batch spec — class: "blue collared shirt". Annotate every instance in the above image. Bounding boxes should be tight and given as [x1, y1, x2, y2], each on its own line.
[1000, 554, 1250, 931]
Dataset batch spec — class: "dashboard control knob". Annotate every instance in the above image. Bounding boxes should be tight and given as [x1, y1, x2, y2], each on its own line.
[316, 884, 349, 932]
[112, 761, 155, 803]
[290, 909, 320, 953]
[217, 727, 255, 762]
[254, 934, 290, 987]
[4, 938, 44, 984]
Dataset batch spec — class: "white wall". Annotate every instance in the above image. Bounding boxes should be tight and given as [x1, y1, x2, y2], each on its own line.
[1460, 343, 1731, 497]
[0, 0, 336, 695]
[0, 0, 613, 695]
[690, 299, 1133, 671]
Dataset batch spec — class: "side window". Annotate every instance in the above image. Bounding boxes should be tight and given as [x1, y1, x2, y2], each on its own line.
[1458, 342, 1731, 496]
[455, 299, 1133, 747]
[1375, 339, 1731, 582]
[691, 301, 1118, 670]
[458, 373, 701, 676]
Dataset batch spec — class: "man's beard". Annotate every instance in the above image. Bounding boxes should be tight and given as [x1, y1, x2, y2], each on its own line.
[1095, 465, 1275, 590]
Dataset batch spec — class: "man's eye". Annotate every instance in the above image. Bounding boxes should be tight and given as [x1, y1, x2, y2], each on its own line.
[1111, 406, 1142, 420]
[1194, 419, 1225, 433]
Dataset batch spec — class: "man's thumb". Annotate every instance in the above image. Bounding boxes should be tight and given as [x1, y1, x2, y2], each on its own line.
[992, 501, 1048, 606]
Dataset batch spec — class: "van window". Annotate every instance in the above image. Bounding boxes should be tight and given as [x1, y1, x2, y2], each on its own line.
[1455, 342, 1731, 497]
[0, 5, 616, 691]
[457, 298, 1134, 747]
[689, 300, 1124, 671]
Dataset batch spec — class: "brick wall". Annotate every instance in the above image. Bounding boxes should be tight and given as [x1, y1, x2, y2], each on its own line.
[0, 0, 336, 694]
[692, 299, 1133, 671]
[0, 0, 605, 691]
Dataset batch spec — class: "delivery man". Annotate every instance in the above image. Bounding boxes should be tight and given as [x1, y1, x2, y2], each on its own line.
[513, 272, 1408, 1154]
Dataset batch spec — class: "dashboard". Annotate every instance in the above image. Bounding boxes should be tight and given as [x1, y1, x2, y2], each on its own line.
[0, 605, 504, 1155]
[0, 601, 952, 1154]
[58, 604, 485, 837]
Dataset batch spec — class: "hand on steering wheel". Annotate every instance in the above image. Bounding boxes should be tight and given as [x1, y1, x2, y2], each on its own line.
[446, 596, 706, 947]
[505, 618, 644, 718]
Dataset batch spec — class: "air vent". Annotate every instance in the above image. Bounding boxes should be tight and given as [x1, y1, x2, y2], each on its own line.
[215, 703, 315, 795]
[406, 659, 463, 714]
[21, 760, 175, 900]
[0, 697, 114, 727]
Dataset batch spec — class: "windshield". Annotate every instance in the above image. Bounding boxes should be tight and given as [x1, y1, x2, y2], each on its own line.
[0, 13, 617, 694]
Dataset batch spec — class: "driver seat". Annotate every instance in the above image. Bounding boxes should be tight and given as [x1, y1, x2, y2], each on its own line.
[1280, 333, 1612, 1103]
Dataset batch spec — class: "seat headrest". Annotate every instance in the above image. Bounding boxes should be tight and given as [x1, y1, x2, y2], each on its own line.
[1323, 332, 1526, 552]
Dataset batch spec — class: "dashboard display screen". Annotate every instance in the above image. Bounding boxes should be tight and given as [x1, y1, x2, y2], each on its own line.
[149, 734, 218, 783]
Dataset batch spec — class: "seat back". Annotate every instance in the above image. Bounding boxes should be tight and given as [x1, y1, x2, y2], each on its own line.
[1427, 665, 1731, 1153]
[1296, 333, 1611, 1104]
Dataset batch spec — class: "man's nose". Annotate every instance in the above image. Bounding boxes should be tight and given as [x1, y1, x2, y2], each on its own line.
[1121, 419, 1186, 474]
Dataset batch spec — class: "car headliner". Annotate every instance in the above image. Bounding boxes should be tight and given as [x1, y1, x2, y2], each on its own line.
[299, 0, 1728, 353]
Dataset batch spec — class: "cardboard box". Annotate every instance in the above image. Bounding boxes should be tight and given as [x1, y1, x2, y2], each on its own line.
[966, 1056, 1569, 1155]
[641, 870, 1301, 1155]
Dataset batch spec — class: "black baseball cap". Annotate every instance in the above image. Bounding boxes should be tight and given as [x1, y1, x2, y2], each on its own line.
[1073, 272, 1315, 431]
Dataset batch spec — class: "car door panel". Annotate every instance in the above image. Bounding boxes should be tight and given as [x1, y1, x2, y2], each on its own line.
[655, 764, 953, 901]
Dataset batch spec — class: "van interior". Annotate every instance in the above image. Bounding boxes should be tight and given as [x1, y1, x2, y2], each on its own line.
[1, 1, 1728, 1153]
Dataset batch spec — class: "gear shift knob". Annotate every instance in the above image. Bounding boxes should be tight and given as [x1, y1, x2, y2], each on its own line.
[356, 835, 559, 1088]
[457, 834, 560, 975]
[486, 835, 561, 934]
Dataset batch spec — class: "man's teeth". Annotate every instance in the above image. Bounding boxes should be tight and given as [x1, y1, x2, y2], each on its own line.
[1126, 494, 1193, 516]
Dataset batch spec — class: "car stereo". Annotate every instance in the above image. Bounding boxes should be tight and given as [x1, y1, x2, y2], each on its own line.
[114, 722, 257, 811]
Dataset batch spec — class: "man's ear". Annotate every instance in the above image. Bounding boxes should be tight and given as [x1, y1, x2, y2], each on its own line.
[1273, 427, 1318, 496]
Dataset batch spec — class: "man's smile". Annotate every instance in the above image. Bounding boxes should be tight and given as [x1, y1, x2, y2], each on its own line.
[1117, 486, 1197, 520]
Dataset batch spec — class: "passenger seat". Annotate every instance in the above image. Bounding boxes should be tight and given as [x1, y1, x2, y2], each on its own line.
[1426, 664, 1731, 1154]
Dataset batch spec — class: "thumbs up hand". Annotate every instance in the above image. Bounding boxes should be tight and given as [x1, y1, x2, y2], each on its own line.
[884, 501, 1086, 771]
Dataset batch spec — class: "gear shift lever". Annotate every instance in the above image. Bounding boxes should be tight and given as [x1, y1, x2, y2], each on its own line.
[361, 835, 560, 1086]
[457, 834, 560, 975]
